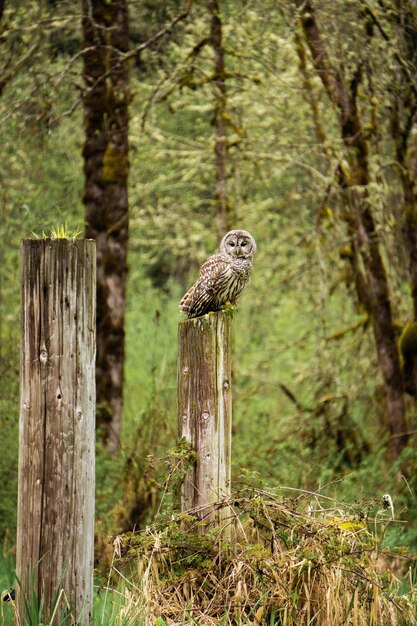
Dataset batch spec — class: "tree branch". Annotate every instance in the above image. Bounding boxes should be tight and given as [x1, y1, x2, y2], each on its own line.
[123, 0, 193, 63]
[294, 0, 351, 129]
[361, 2, 417, 99]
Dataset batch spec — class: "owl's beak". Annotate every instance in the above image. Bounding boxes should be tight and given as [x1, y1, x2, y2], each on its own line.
[236, 247, 241, 256]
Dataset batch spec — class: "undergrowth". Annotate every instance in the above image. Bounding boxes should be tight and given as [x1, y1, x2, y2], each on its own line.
[112, 487, 417, 626]
[2, 485, 416, 625]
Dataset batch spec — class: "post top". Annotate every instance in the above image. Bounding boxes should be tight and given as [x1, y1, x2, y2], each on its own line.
[179, 310, 233, 327]
[22, 238, 95, 242]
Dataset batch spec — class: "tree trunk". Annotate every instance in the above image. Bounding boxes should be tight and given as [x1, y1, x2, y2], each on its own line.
[402, 145, 417, 319]
[208, 0, 230, 237]
[295, 0, 408, 458]
[392, 110, 417, 394]
[386, 0, 417, 316]
[81, 0, 130, 452]
[294, 32, 327, 148]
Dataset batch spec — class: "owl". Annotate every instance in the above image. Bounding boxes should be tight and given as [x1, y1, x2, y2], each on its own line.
[179, 229, 256, 318]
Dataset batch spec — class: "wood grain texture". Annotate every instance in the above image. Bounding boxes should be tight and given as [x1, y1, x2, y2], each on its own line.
[178, 311, 232, 527]
[17, 239, 96, 625]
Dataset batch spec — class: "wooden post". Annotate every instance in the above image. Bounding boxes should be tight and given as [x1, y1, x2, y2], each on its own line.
[16, 239, 96, 625]
[178, 311, 232, 526]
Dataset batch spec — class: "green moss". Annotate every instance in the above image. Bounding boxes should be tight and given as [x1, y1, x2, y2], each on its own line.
[102, 143, 130, 183]
[222, 302, 237, 319]
[399, 321, 417, 356]
[339, 245, 353, 259]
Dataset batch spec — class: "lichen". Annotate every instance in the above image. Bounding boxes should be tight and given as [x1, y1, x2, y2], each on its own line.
[189, 312, 213, 329]
[222, 302, 237, 319]
[102, 143, 130, 183]
[339, 245, 353, 259]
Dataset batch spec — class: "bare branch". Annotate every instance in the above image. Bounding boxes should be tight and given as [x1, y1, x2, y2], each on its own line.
[123, 0, 193, 63]
[0, 43, 40, 97]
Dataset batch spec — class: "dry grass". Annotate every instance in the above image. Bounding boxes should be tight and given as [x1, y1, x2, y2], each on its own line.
[113, 488, 417, 625]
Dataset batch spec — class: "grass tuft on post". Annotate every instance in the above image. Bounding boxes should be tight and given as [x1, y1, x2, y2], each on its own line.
[16, 238, 96, 625]
[177, 311, 232, 528]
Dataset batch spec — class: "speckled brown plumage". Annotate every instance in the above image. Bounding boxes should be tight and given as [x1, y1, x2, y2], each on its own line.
[180, 230, 256, 318]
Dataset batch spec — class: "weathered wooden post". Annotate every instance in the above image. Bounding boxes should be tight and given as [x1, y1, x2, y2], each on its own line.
[16, 239, 96, 625]
[178, 311, 232, 527]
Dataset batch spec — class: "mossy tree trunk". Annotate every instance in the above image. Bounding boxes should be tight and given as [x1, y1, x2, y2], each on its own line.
[387, 3, 417, 394]
[81, 0, 130, 452]
[295, 0, 408, 459]
[208, 0, 230, 238]
[394, 116, 417, 394]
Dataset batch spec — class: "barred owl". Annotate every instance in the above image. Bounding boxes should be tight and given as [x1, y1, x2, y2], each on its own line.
[179, 230, 256, 319]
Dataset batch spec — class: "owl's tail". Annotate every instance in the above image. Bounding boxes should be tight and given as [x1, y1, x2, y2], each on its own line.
[179, 289, 193, 316]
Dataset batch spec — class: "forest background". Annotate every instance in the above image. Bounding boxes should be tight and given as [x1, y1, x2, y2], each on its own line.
[1, 0, 417, 594]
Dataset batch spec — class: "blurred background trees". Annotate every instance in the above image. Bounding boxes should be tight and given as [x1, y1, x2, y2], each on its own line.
[82, 0, 130, 452]
[1, 0, 417, 550]
[294, 0, 410, 459]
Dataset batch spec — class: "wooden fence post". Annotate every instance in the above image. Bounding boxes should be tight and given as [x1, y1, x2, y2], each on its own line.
[16, 239, 96, 625]
[178, 311, 232, 527]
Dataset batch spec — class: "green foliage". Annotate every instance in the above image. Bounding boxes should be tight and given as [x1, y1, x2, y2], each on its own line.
[31, 223, 82, 239]
[0, 83, 84, 543]
[1, 0, 417, 606]
[0, 558, 145, 626]
[0, 548, 15, 626]
[92, 587, 145, 626]
[0, 375, 19, 540]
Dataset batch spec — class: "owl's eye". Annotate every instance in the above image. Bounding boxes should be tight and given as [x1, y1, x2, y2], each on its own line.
[241, 242, 247, 247]
[229, 241, 235, 247]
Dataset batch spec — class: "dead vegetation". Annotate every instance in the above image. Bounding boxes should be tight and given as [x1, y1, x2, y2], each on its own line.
[111, 488, 417, 625]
